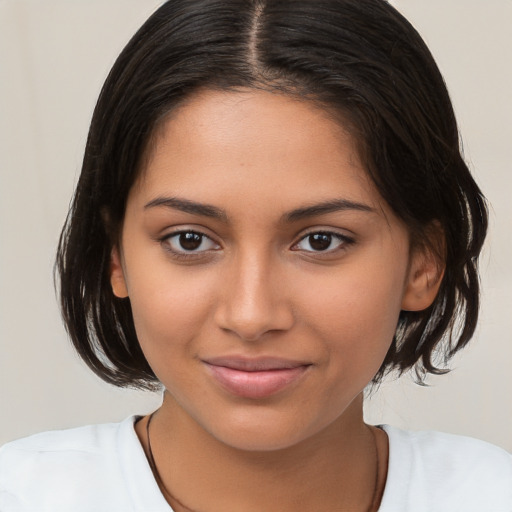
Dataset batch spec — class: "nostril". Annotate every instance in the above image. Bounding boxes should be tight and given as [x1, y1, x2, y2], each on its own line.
[213, 259, 294, 339]
[214, 298, 294, 342]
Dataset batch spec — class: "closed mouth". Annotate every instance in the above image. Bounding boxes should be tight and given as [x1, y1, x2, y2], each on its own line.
[202, 356, 312, 399]
[202, 356, 311, 372]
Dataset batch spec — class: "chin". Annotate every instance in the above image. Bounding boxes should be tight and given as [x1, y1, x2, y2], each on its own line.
[213, 426, 311, 453]
[200, 406, 333, 453]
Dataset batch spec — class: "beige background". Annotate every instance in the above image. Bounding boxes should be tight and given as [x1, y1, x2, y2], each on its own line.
[1, 1, 511, 451]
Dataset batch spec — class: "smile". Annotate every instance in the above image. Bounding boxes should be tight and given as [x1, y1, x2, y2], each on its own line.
[202, 357, 311, 399]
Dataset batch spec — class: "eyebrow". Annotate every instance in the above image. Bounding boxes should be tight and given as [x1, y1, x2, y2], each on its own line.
[283, 199, 375, 222]
[144, 197, 229, 221]
[144, 196, 375, 223]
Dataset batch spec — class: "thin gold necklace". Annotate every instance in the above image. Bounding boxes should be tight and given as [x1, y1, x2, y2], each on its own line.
[145, 412, 381, 512]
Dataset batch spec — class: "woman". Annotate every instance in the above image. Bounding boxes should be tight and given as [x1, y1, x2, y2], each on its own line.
[1, 1, 510, 510]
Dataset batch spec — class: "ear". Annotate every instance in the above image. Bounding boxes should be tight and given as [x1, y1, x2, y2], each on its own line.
[401, 241, 445, 312]
[110, 246, 129, 298]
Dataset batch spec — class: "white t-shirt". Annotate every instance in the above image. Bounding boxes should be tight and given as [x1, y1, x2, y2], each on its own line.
[0, 416, 511, 511]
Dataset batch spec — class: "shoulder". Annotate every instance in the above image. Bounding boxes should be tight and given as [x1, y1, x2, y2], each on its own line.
[1, 418, 121, 453]
[0, 418, 124, 473]
[0, 417, 139, 511]
[391, 426, 512, 482]
[380, 426, 512, 512]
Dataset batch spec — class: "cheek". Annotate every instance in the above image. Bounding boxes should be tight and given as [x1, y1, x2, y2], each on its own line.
[298, 256, 406, 365]
[125, 259, 218, 357]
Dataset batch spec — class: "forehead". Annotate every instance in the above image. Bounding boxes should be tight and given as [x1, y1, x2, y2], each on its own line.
[131, 89, 384, 215]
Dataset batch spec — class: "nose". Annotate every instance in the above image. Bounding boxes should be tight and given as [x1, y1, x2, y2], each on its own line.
[214, 251, 294, 341]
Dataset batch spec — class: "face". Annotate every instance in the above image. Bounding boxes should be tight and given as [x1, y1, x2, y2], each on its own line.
[112, 89, 436, 451]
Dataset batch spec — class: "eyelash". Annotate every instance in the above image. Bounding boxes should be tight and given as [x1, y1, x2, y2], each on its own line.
[160, 230, 221, 260]
[159, 229, 355, 261]
[291, 231, 355, 255]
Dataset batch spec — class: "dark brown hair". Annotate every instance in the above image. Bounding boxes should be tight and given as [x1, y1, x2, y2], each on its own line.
[56, 0, 488, 389]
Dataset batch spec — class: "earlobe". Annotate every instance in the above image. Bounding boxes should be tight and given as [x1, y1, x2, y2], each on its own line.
[110, 247, 129, 298]
[401, 247, 444, 312]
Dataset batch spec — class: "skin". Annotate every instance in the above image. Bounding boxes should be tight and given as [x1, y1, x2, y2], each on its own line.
[111, 89, 442, 512]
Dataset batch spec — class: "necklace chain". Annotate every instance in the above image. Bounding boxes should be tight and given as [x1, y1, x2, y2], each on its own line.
[146, 412, 198, 512]
[145, 412, 380, 512]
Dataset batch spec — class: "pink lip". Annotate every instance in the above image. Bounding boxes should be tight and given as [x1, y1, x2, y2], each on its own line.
[203, 357, 311, 399]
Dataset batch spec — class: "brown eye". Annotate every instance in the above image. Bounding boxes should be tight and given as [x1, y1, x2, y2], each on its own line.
[179, 232, 203, 251]
[308, 233, 332, 251]
[293, 231, 353, 253]
[163, 231, 220, 254]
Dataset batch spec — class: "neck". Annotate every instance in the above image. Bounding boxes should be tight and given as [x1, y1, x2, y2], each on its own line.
[137, 392, 386, 512]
